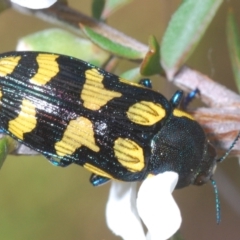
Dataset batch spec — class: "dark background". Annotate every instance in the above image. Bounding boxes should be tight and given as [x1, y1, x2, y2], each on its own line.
[0, 0, 239, 239]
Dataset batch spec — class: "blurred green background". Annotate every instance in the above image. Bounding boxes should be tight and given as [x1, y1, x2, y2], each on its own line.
[0, 0, 240, 239]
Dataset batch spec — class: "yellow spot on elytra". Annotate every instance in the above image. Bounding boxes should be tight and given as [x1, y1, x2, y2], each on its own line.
[114, 137, 144, 172]
[81, 69, 122, 110]
[84, 163, 113, 179]
[146, 173, 155, 178]
[173, 109, 194, 120]
[119, 77, 145, 88]
[127, 101, 165, 125]
[30, 54, 59, 86]
[0, 56, 21, 77]
[55, 116, 99, 156]
[8, 99, 37, 140]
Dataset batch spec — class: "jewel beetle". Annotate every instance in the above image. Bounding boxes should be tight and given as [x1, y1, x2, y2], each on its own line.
[0, 51, 237, 194]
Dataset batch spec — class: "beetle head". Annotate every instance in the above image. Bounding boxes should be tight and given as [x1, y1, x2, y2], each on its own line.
[194, 130, 240, 185]
[192, 142, 217, 186]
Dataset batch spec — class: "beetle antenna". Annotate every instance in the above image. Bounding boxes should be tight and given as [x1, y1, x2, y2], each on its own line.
[217, 131, 240, 162]
[211, 132, 240, 224]
[211, 178, 221, 224]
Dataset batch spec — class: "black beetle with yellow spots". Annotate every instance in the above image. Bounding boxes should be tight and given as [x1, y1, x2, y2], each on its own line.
[0, 51, 218, 188]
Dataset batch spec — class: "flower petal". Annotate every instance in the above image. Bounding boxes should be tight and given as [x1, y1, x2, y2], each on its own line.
[11, 0, 57, 9]
[137, 172, 181, 240]
[106, 181, 146, 240]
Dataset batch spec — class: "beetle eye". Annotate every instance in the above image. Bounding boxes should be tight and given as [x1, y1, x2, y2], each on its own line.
[193, 142, 217, 186]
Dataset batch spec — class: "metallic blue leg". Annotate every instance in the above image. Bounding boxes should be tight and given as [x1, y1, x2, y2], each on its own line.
[44, 154, 72, 167]
[90, 174, 110, 186]
[182, 88, 200, 109]
[170, 90, 183, 108]
[139, 79, 152, 89]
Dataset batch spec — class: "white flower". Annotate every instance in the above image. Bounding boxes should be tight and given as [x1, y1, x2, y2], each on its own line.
[106, 172, 181, 240]
[11, 0, 57, 9]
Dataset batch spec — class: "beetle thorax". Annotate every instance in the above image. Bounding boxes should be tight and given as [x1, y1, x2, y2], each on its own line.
[148, 116, 217, 189]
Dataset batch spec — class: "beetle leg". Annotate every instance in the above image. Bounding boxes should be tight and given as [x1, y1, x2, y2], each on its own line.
[169, 90, 184, 108]
[181, 88, 200, 109]
[138, 79, 152, 89]
[90, 174, 110, 186]
[44, 154, 73, 167]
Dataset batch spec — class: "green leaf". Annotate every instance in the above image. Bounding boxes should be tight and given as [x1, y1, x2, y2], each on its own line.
[16, 28, 110, 67]
[227, 9, 240, 93]
[101, 0, 133, 19]
[120, 67, 142, 83]
[140, 35, 163, 76]
[82, 25, 144, 59]
[92, 0, 105, 20]
[161, 0, 223, 79]
[0, 136, 18, 169]
[5, 136, 19, 154]
[0, 137, 8, 169]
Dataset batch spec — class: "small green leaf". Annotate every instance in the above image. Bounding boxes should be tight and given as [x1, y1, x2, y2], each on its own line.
[120, 67, 142, 83]
[5, 136, 19, 154]
[140, 35, 163, 76]
[82, 25, 144, 59]
[227, 9, 240, 93]
[0, 135, 18, 169]
[161, 0, 223, 79]
[101, 0, 133, 19]
[92, 0, 105, 20]
[0, 137, 8, 169]
[16, 28, 110, 67]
